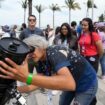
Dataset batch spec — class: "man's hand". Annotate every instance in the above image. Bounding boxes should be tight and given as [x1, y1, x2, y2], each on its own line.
[0, 57, 29, 83]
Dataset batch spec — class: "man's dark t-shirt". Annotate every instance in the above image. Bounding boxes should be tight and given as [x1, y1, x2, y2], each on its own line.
[37, 45, 97, 93]
[19, 27, 44, 40]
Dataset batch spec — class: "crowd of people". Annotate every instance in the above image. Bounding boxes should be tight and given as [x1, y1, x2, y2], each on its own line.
[0, 14, 105, 105]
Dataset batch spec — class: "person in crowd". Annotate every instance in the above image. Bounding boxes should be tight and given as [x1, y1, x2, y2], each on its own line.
[20, 23, 27, 31]
[93, 22, 98, 33]
[19, 14, 44, 72]
[18, 14, 44, 105]
[78, 18, 104, 105]
[55, 26, 61, 36]
[97, 23, 105, 80]
[49, 26, 61, 46]
[19, 14, 44, 40]
[0, 35, 98, 105]
[10, 25, 17, 38]
[2, 25, 10, 33]
[76, 21, 82, 38]
[71, 21, 77, 36]
[45, 24, 51, 40]
[53, 23, 78, 50]
[47, 29, 55, 46]
[0, 26, 6, 38]
[1, 25, 10, 38]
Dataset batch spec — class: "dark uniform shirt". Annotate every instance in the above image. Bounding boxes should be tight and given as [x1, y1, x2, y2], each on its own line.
[37, 45, 97, 92]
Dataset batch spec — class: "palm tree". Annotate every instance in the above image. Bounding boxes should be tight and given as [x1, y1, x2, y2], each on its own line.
[34, 5, 46, 28]
[28, 0, 32, 16]
[86, 0, 97, 18]
[65, 0, 81, 24]
[20, 0, 28, 23]
[50, 4, 61, 29]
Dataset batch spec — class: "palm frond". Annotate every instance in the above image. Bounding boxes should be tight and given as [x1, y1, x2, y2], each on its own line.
[19, 0, 28, 9]
[87, 0, 97, 8]
[65, 0, 81, 10]
[49, 4, 61, 11]
[34, 4, 46, 13]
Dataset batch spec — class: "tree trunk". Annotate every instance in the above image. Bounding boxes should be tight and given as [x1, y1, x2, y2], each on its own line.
[86, 8, 89, 17]
[24, 9, 26, 23]
[28, 0, 32, 16]
[91, 0, 94, 21]
[69, 8, 71, 25]
[53, 11, 55, 29]
[39, 13, 41, 28]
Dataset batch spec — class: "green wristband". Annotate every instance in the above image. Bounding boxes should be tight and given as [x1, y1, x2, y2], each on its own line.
[26, 73, 33, 85]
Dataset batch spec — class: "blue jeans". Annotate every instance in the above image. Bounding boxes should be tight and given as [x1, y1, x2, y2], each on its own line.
[59, 81, 98, 105]
[100, 50, 105, 75]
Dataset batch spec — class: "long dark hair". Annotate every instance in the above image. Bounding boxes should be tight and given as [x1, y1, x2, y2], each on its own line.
[79, 18, 95, 44]
[60, 23, 72, 43]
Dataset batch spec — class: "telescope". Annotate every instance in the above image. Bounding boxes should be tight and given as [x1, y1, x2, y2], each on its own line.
[0, 37, 34, 105]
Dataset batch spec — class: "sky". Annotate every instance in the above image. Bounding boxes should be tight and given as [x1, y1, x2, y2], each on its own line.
[0, 0, 105, 28]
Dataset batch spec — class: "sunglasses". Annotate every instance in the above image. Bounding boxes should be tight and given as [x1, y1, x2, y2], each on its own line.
[28, 19, 36, 22]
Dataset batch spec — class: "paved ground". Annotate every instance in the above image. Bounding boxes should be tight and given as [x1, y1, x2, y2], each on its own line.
[96, 66, 105, 105]
[34, 67, 105, 105]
